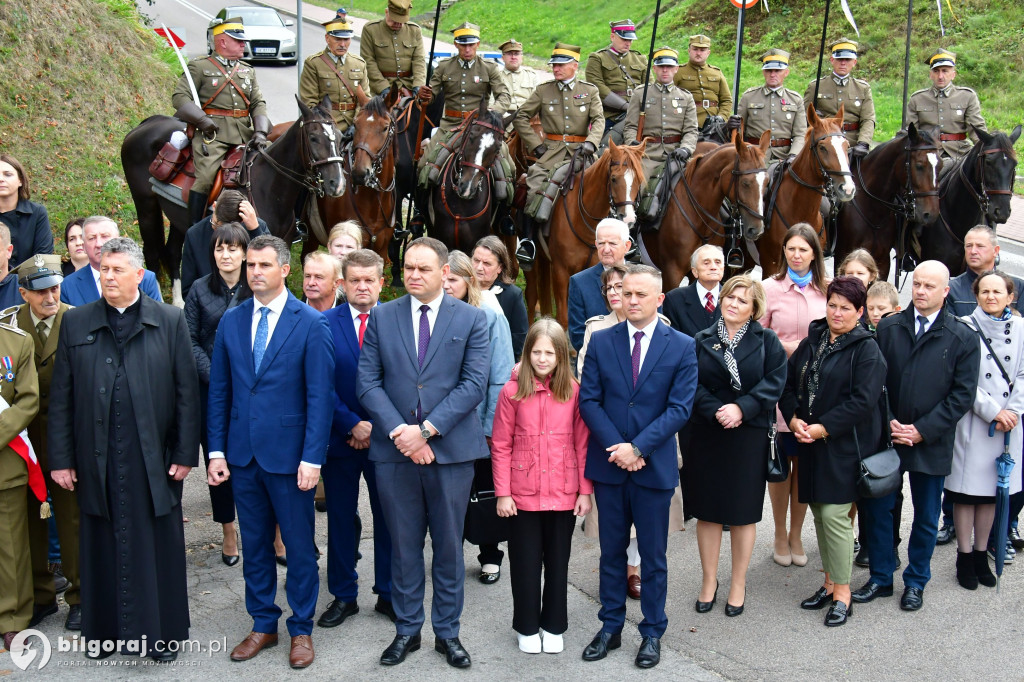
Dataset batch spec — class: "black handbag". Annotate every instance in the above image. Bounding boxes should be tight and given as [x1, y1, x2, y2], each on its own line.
[463, 458, 512, 546]
[854, 387, 902, 498]
[767, 411, 788, 482]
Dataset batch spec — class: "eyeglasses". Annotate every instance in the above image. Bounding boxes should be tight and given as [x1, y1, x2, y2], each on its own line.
[603, 283, 623, 294]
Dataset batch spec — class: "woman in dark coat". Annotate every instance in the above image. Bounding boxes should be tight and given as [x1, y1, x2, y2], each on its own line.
[183, 222, 251, 566]
[688, 275, 787, 617]
[0, 154, 54, 266]
[473, 236, 529, 359]
[780, 276, 886, 627]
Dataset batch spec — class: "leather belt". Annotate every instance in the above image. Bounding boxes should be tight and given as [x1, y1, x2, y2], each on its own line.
[332, 103, 357, 111]
[545, 133, 588, 143]
[700, 100, 719, 108]
[746, 136, 792, 148]
[381, 70, 412, 78]
[444, 109, 475, 119]
[940, 132, 967, 141]
[204, 108, 249, 118]
[842, 122, 860, 131]
[646, 135, 682, 143]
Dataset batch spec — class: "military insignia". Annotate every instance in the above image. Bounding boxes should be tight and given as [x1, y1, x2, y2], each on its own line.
[677, 108, 683, 113]
[1, 356, 12, 382]
[787, 113, 792, 119]
[212, 79, 219, 86]
[572, 93, 588, 99]
[33, 254, 44, 268]
[580, 105, 586, 112]
[780, 98, 787, 105]
[474, 76, 480, 83]
[855, 100, 861, 106]
[672, 99, 679, 107]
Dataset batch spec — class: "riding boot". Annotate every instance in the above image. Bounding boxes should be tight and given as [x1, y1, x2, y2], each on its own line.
[625, 225, 641, 263]
[499, 209, 516, 236]
[408, 211, 426, 239]
[188, 191, 210, 227]
[515, 215, 537, 271]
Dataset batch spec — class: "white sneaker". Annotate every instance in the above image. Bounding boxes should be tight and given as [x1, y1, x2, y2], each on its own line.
[517, 632, 542, 654]
[540, 629, 563, 654]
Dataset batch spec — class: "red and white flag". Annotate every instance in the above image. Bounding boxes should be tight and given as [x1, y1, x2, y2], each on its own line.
[0, 396, 49, 517]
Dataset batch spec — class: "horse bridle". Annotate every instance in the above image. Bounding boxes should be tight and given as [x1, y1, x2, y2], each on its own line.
[450, 113, 506, 194]
[674, 145, 765, 242]
[437, 113, 506, 249]
[249, 113, 345, 197]
[854, 139, 940, 224]
[349, 116, 396, 192]
[952, 146, 1015, 220]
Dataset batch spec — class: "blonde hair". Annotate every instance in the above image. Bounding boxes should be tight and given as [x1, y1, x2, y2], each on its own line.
[328, 220, 364, 249]
[720, 275, 766, 321]
[447, 250, 482, 308]
[866, 280, 899, 308]
[514, 318, 576, 403]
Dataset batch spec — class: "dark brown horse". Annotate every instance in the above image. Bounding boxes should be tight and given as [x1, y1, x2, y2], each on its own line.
[641, 130, 770, 288]
[834, 124, 942, 281]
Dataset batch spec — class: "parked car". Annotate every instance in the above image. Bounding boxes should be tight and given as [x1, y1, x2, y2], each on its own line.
[207, 7, 297, 65]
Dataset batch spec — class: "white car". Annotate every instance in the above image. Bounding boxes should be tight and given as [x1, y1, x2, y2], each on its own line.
[207, 7, 297, 65]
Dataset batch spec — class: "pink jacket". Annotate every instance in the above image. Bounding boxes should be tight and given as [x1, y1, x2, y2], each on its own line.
[491, 364, 593, 512]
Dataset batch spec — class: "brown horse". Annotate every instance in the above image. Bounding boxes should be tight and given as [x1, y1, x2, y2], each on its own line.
[641, 130, 770, 288]
[756, 104, 856, 276]
[525, 140, 647, 328]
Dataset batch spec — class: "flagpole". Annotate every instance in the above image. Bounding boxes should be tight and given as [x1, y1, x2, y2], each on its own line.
[731, 2, 747, 115]
[812, 0, 833, 104]
[901, 0, 913, 127]
[635, 0, 663, 141]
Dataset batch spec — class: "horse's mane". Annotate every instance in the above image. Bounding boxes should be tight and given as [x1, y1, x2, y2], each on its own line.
[476, 108, 504, 132]
[360, 96, 391, 119]
[684, 138, 762, 183]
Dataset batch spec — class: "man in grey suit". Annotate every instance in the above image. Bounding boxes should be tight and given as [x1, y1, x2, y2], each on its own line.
[357, 237, 490, 669]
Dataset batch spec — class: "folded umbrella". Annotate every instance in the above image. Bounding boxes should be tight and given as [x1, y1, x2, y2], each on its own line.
[989, 421, 1015, 591]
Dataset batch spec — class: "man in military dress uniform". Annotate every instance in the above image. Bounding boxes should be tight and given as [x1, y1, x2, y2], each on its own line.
[513, 43, 604, 266]
[907, 49, 987, 164]
[495, 39, 541, 117]
[673, 34, 732, 128]
[729, 49, 806, 163]
[585, 20, 647, 146]
[803, 38, 875, 157]
[299, 18, 367, 132]
[172, 17, 270, 226]
[360, 0, 426, 97]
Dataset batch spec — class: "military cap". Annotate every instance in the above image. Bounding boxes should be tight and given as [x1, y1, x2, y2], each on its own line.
[760, 48, 790, 70]
[15, 254, 63, 291]
[927, 49, 956, 69]
[323, 17, 354, 38]
[451, 22, 481, 45]
[335, 7, 347, 17]
[548, 42, 582, 65]
[500, 38, 524, 53]
[211, 16, 246, 40]
[689, 34, 712, 48]
[610, 19, 637, 40]
[387, 0, 411, 23]
[830, 38, 858, 59]
[652, 46, 679, 66]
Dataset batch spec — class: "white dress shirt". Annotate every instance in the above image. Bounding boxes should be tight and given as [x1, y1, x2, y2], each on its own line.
[90, 266, 102, 296]
[626, 317, 660, 374]
[696, 281, 719, 309]
[411, 291, 444, 351]
[912, 308, 940, 336]
[350, 303, 371, 339]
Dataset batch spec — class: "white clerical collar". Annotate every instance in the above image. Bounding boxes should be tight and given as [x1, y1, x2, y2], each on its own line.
[113, 291, 141, 314]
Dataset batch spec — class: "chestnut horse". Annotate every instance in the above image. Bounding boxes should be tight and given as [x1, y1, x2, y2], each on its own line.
[641, 130, 770, 288]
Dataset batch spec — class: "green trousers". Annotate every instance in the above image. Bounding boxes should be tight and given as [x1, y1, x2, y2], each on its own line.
[0, 485, 33, 631]
[810, 502, 854, 585]
[27, 481, 80, 607]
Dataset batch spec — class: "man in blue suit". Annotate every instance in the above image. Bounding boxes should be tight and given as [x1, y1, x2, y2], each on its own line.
[59, 217, 163, 305]
[206, 235, 334, 669]
[318, 249, 394, 629]
[568, 218, 632, 350]
[357, 237, 490, 670]
[579, 264, 698, 669]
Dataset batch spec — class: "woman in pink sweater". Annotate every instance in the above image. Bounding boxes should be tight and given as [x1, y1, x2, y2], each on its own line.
[492, 319, 592, 655]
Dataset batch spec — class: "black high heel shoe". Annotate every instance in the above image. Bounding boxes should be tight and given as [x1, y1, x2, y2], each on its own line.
[695, 581, 718, 613]
[222, 553, 240, 567]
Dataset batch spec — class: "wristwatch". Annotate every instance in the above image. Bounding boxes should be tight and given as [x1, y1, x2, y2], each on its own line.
[632, 444, 646, 460]
[420, 424, 432, 440]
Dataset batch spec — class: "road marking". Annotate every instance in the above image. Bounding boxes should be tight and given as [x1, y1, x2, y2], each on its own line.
[166, 0, 214, 20]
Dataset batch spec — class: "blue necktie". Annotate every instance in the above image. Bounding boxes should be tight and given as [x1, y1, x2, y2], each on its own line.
[253, 307, 270, 371]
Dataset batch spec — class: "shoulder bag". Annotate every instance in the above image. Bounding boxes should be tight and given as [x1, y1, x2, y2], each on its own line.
[854, 384, 902, 498]
[761, 332, 788, 482]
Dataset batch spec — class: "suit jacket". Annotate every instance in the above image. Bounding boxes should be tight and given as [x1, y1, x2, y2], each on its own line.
[47, 295, 200, 518]
[16, 303, 70, 470]
[60, 266, 163, 306]
[580, 320, 698, 490]
[357, 293, 490, 464]
[568, 264, 608, 350]
[207, 292, 334, 472]
[663, 284, 720, 339]
[325, 305, 371, 458]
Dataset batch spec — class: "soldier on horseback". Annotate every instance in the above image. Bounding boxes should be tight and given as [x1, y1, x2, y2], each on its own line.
[907, 49, 987, 167]
[299, 17, 368, 133]
[673, 35, 732, 130]
[728, 49, 807, 164]
[804, 39, 875, 160]
[359, 0, 426, 98]
[586, 20, 647, 147]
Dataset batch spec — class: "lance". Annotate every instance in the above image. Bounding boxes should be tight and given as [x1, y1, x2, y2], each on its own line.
[414, 0, 445, 161]
[635, 0, 663, 141]
[731, 2, 748, 115]
[812, 0, 833, 104]
[162, 22, 200, 106]
[901, 0, 913, 127]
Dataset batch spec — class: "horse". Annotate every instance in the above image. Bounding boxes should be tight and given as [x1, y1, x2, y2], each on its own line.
[754, 104, 856, 276]
[833, 124, 942, 281]
[524, 140, 647, 328]
[121, 95, 345, 304]
[919, 125, 1021, 276]
[640, 130, 770, 288]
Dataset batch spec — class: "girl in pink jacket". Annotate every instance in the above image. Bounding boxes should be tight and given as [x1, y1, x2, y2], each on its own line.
[491, 318, 592, 655]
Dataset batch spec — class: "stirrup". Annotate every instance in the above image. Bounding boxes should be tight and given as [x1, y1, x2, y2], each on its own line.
[293, 219, 309, 244]
[625, 241, 642, 264]
[726, 247, 745, 269]
[516, 239, 536, 271]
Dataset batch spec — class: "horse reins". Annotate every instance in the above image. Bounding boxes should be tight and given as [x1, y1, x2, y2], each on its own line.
[438, 112, 505, 249]
[245, 113, 345, 198]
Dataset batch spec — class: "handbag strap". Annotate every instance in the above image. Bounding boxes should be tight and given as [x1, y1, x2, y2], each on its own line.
[970, 315, 1013, 388]
[850, 348, 892, 461]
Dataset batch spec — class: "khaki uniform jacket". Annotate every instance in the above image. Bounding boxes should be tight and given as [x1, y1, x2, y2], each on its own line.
[0, 323, 39, 491]
[12, 304, 67, 471]
[585, 47, 647, 116]
[430, 56, 511, 133]
[674, 61, 733, 126]
[514, 79, 604, 168]
[906, 84, 986, 160]
[804, 74, 875, 145]
[497, 65, 541, 109]
[299, 51, 368, 130]
[738, 85, 807, 162]
[359, 20, 426, 95]
[623, 83, 698, 175]
[172, 56, 267, 145]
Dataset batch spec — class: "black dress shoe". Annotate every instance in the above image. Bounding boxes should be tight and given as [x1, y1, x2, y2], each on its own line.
[53, 568, 70, 594]
[65, 604, 82, 631]
[149, 648, 178, 662]
[936, 523, 956, 545]
[222, 553, 240, 567]
[478, 567, 500, 585]
[434, 637, 471, 668]
[380, 634, 420, 666]
[900, 586, 924, 611]
[695, 582, 718, 613]
[800, 586, 832, 610]
[85, 642, 116, 660]
[374, 598, 397, 623]
[29, 602, 58, 627]
[824, 600, 852, 627]
[854, 546, 870, 568]
[851, 581, 894, 603]
[582, 631, 621, 661]
[853, 538, 861, 554]
[635, 636, 660, 668]
[315, 500, 327, 513]
[725, 602, 744, 617]
[317, 599, 359, 627]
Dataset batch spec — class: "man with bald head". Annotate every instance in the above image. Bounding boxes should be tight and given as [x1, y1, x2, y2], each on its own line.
[856, 260, 979, 612]
[568, 218, 632, 351]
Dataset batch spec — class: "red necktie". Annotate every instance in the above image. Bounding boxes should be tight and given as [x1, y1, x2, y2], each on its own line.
[357, 313, 369, 347]
[705, 291, 715, 314]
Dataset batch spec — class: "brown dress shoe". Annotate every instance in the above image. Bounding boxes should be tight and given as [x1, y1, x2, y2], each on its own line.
[3, 631, 17, 651]
[230, 631, 278, 661]
[290, 635, 314, 669]
[627, 574, 641, 600]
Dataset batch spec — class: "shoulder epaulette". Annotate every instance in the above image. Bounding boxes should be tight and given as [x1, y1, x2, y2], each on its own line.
[954, 85, 978, 95]
[0, 321, 27, 336]
[578, 80, 599, 89]
[909, 88, 930, 97]
[853, 77, 871, 86]
[743, 85, 761, 94]
[0, 305, 21, 319]
[707, 64, 723, 72]
[585, 314, 608, 325]
[407, 21, 421, 28]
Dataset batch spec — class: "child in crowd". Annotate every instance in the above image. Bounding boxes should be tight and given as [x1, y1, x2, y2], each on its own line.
[866, 281, 900, 330]
[491, 318, 592, 655]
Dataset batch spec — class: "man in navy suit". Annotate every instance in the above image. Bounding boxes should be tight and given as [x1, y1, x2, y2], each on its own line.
[357, 237, 490, 669]
[317, 249, 394, 629]
[59, 217, 163, 306]
[206, 235, 334, 669]
[568, 218, 632, 350]
[579, 264, 698, 669]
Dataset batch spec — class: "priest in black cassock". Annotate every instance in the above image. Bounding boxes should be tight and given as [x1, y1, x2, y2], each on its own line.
[48, 237, 200, 662]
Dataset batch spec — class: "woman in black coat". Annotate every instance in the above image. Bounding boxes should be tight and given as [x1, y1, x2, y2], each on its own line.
[472, 236, 529, 359]
[0, 154, 54, 266]
[688, 275, 787, 617]
[183, 222, 251, 566]
[780, 276, 886, 627]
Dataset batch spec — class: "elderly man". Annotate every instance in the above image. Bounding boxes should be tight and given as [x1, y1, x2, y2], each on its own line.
[729, 49, 807, 163]
[303, 252, 344, 313]
[60, 217, 162, 306]
[568, 218, 632, 351]
[49, 238, 200, 660]
[586, 19, 647, 145]
[172, 16, 269, 226]
[0, 221, 24, 308]
[856, 261, 979, 612]
[907, 49, 986, 164]
[513, 43, 604, 267]
[804, 38, 875, 158]
[360, 0, 426, 97]
[299, 18, 368, 131]
[674, 35, 733, 128]
[662, 244, 723, 338]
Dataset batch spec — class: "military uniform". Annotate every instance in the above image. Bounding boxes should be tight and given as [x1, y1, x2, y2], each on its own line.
[299, 51, 368, 130]
[586, 46, 646, 121]
[907, 85, 985, 161]
[674, 62, 732, 128]
[429, 56, 511, 133]
[359, 19, 426, 95]
[738, 86, 807, 163]
[804, 74, 875, 145]
[624, 82, 698, 179]
[498, 64, 541, 109]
